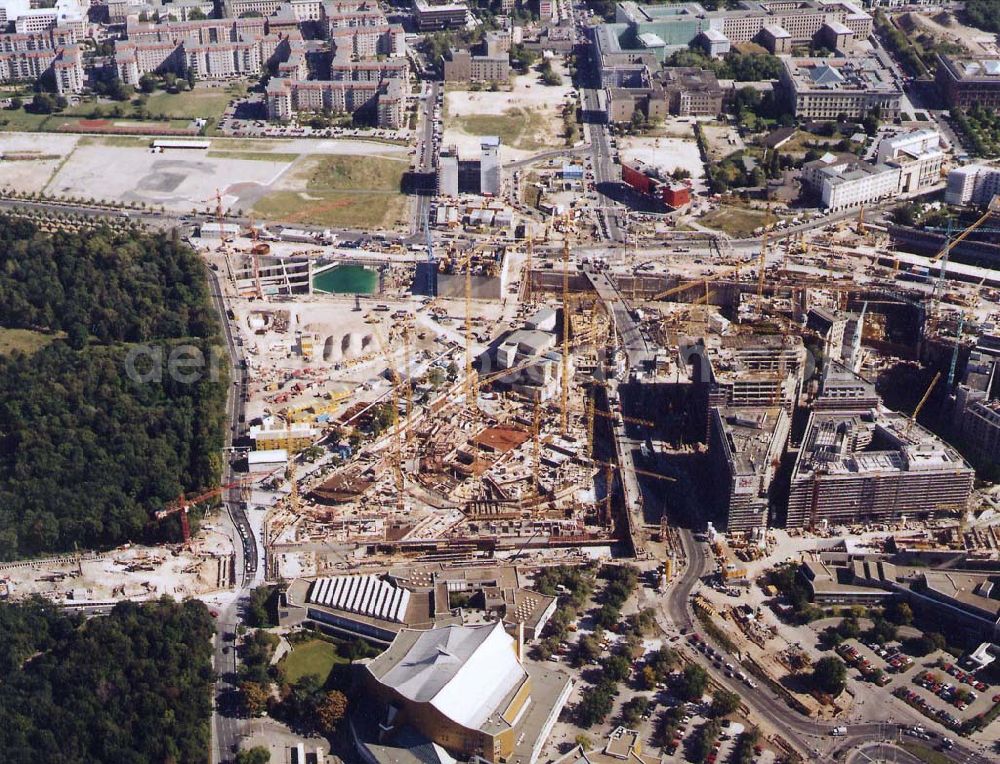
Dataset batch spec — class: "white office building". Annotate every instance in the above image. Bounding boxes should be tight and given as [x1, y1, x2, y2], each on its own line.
[820, 162, 901, 212]
[876, 129, 945, 194]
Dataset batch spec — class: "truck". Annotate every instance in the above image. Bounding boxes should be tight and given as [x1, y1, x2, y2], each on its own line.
[830, 727, 847, 737]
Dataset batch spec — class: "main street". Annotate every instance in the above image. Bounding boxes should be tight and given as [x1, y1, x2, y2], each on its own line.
[206, 266, 261, 764]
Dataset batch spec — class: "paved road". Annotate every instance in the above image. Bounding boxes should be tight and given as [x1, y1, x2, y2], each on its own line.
[410, 80, 439, 236]
[581, 87, 624, 243]
[585, 269, 654, 369]
[657, 528, 992, 764]
[205, 266, 259, 764]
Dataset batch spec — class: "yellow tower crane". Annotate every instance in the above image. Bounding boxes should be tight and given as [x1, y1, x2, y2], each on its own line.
[560, 239, 571, 434]
[905, 371, 941, 436]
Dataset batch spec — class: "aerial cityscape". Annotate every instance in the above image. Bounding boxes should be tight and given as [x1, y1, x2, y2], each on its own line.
[1, 0, 1000, 763]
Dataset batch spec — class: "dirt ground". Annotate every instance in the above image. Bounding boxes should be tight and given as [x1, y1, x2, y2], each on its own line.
[0, 131, 411, 213]
[443, 62, 575, 160]
[700, 123, 746, 162]
[897, 11, 1000, 56]
[618, 130, 708, 194]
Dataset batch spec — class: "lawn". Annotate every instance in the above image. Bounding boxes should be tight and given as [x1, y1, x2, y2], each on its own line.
[280, 638, 346, 684]
[0, 109, 53, 132]
[0, 328, 62, 356]
[452, 109, 551, 152]
[253, 155, 409, 229]
[144, 88, 234, 120]
[899, 742, 954, 764]
[700, 205, 783, 238]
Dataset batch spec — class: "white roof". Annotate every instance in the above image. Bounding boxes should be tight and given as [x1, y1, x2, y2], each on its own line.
[307, 575, 411, 623]
[373, 622, 526, 729]
[248, 448, 288, 465]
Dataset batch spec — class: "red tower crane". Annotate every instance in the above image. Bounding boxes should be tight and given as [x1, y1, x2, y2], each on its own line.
[156, 479, 249, 542]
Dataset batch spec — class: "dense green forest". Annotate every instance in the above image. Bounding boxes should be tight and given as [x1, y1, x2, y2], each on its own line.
[965, 0, 1000, 33]
[0, 217, 227, 558]
[0, 597, 215, 762]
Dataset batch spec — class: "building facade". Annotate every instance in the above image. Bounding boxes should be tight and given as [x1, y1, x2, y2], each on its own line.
[936, 55, 1000, 112]
[780, 57, 902, 120]
[787, 409, 975, 528]
[709, 406, 790, 532]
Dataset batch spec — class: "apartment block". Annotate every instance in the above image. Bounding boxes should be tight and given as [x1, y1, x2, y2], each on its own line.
[114, 18, 299, 84]
[266, 74, 405, 127]
[787, 409, 975, 529]
[444, 48, 510, 83]
[412, 0, 468, 31]
[936, 55, 1000, 111]
[0, 22, 82, 93]
[944, 164, 1000, 206]
[709, 406, 790, 532]
[779, 56, 902, 120]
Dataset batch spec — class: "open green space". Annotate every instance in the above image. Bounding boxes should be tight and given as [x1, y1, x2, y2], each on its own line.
[279, 638, 346, 684]
[0, 109, 54, 132]
[143, 87, 234, 120]
[451, 110, 550, 151]
[0, 328, 61, 356]
[253, 155, 408, 229]
[700, 205, 776, 238]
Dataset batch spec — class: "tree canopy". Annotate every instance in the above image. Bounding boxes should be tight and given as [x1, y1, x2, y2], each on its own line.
[0, 597, 215, 762]
[0, 217, 227, 558]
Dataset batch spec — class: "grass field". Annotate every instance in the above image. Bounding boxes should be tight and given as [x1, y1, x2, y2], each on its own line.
[700, 205, 784, 238]
[280, 639, 346, 684]
[253, 155, 408, 229]
[451, 110, 550, 152]
[0, 110, 53, 132]
[144, 88, 234, 120]
[0, 328, 61, 356]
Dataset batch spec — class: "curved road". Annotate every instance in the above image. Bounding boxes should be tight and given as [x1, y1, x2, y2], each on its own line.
[659, 528, 992, 764]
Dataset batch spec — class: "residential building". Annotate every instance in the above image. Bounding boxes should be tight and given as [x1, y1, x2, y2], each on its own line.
[779, 56, 902, 120]
[266, 74, 405, 127]
[444, 48, 510, 83]
[708, 406, 790, 532]
[412, 0, 467, 31]
[0, 24, 82, 93]
[114, 18, 299, 84]
[945, 164, 1000, 206]
[786, 408, 975, 529]
[936, 55, 1000, 111]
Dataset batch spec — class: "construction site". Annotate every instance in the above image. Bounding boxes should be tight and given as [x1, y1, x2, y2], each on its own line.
[192, 187, 1000, 585]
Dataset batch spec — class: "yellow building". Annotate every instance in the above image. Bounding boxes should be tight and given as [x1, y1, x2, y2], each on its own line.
[248, 415, 319, 453]
[359, 622, 571, 764]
